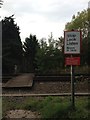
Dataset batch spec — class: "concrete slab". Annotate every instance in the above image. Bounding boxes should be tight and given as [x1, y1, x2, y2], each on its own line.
[4, 73, 34, 88]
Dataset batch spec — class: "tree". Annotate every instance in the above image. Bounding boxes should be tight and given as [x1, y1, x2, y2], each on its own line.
[88, 8, 90, 65]
[36, 37, 64, 74]
[65, 9, 90, 65]
[65, 9, 88, 38]
[39, 38, 47, 49]
[48, 32, 55, 48]
[23, 34, 39, 73]
[55, 36, 64, 52]
[0, 0, 3, 8]
[2, 15, 23, 75]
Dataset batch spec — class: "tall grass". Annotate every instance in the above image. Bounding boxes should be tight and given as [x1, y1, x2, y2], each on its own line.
[2, 96, 89, 119]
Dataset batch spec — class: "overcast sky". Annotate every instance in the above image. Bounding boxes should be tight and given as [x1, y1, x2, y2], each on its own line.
[0, 0, 89, 41]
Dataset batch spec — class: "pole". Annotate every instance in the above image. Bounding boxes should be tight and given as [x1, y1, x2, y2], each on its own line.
[71, 55, 75, 109]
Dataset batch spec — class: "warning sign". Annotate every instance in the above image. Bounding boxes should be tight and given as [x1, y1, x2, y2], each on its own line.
[65, 57, 80, 65]
[64, 31, 81, 54]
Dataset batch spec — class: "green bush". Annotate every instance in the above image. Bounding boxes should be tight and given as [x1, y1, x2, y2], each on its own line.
[2, 96, 89, 119]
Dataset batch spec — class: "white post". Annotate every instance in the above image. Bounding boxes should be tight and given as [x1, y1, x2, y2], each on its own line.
[71, 55, 75, 109]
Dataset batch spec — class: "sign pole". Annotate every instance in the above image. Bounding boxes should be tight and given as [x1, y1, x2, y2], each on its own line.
[64, 30, 81, 109]
[71, 55, 75, 109]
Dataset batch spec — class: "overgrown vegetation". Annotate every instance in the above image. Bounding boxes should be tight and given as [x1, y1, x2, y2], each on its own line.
[2, 96, 89, 119]
[2, 8, 90, 75]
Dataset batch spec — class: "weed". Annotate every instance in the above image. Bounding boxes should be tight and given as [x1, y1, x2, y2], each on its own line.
[2, 96, 89, 119]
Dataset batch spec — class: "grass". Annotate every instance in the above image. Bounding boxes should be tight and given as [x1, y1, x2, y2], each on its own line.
[2, 96, 89, 119]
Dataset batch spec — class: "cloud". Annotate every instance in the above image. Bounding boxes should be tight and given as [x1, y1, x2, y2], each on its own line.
[0, 0, 89, 41]
[2, 0, 88, 20]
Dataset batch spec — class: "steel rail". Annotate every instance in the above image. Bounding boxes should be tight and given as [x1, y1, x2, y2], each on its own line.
[1, 93, 90, 97]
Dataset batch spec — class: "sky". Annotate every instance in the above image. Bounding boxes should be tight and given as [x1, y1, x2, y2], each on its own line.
[0, 0, 89, 41]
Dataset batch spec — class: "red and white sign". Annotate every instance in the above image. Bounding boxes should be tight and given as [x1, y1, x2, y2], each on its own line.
[64, 31, 81, 54]
[65, 57, 80, 65]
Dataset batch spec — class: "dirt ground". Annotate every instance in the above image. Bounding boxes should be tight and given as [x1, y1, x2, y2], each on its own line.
[4, 110, 41, 119]
[2, 80, 89, 94]
[2, 74, 89, 119]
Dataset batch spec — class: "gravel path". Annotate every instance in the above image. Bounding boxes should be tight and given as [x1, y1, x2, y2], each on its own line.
[5, 110, 41, 119]
[2, 80, 88, 94]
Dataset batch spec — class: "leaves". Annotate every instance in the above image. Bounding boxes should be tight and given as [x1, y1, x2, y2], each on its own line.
[65, 9, 90, 65]
[2, 15, 23, 75]
[65, 9, 88, 38]
[36, 36, 64, 74]
[0, 0, 3, 8]
[23, 34, 39, 72]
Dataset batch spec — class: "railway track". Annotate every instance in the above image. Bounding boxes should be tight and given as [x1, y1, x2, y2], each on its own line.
[1, 93, 90, 97]
[2, 81, 88, 94]
[2, 73, 89, 96]
[2, 73, 90, 82]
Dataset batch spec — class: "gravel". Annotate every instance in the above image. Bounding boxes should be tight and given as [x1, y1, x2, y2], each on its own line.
[2, 80, 88, 94]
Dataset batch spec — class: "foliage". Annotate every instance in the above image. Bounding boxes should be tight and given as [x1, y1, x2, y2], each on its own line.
[65, 9, 88, 38]
[23, 34, 39, 73]
[2, 96, 89, 119]
[68, 97, 89, 119]
[65, 9, 90, 65]
[2, 8, 90, 75]
[36, 35, 64, 74]
[2, 15, 23, 75]
[0, 0, 3, 8]
[88, 8, 90, 65]
[39, 97, 70, 119]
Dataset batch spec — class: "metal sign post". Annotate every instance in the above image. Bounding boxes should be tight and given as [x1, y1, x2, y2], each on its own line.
[64, 30, 81, 109]
[71, 55, 75, 108]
